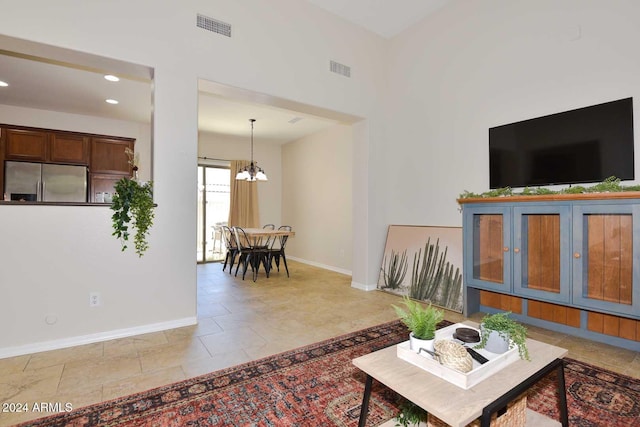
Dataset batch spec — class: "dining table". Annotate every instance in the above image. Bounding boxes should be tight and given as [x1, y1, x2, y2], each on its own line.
[241, 227, 295, 246]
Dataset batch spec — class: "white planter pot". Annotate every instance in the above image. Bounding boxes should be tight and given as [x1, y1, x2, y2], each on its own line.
[409, 332, 435, 354]
[481, 328, 510, 354]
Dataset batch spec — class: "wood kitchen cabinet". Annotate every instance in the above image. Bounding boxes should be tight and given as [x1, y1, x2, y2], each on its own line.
[90, 137, 134, 175]
[3, 127, 49, 162]
[3, 126, 89, 165]
[460, 193, 640, 350]
[1, 124, 135, 203]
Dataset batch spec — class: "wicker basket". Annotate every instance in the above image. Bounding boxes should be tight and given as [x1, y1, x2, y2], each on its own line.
[427, 394, 527, 427]
[433, 340, 473, 373]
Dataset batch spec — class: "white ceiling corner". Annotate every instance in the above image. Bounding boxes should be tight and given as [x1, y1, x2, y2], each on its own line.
[304, 0, 452, 39]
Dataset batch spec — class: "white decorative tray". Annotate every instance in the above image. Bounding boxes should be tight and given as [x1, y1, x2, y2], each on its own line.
[396, 322, 519, 389]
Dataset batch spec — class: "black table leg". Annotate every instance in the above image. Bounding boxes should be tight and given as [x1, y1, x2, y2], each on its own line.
[358, 374, 373, 427]
[556, 360, 569, 426]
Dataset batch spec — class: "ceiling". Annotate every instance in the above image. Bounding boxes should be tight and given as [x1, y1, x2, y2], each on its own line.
[305, 0, 452, 39]
[0, 2, 450, 143]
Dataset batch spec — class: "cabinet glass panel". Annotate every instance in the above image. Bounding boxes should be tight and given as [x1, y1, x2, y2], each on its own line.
[582, 214, 633, 306]
[521, 214, 561, 293]
[472, 214, 504, 284]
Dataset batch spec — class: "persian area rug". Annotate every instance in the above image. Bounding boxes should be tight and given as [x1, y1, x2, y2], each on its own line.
[18, 320, 640, 427]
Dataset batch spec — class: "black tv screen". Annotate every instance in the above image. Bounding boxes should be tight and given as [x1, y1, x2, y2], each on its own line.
[489, 97, 635, 188]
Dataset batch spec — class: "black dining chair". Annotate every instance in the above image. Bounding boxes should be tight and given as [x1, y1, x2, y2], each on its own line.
[268, 225, 291, 277]
[221, 225, 238, 274]
[233, 227, 270, 281]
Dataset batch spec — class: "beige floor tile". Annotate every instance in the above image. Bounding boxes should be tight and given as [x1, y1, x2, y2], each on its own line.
[199, 327, 267, 356]
[138, 338, 212, 373]
[25, 342, 104, 371]
[0, 364, 64, 403]
[163, 317, 223, 343]
[0, 354, 30, 375]
[102, 366, 186, 401]
[181, 350, 253, 378]
[131, 331, 169, 352]
[57, 354, 141, 395]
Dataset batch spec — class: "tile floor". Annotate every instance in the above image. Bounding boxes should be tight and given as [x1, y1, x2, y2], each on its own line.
[1, 260, 638, 426]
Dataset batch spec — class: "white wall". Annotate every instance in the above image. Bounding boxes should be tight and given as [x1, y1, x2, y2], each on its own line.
[198, 132, 282, 226]
[0, 0, 386, 356]
[282, 124, 353, 273]
[383, 0, 640, 232]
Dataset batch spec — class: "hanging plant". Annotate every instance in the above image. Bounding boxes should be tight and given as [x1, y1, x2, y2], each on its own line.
[111, 174, 155, 257]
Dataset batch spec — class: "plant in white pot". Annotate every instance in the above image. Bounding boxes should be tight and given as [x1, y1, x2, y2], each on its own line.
[475, 312, 530, 360]
[393, 296, 444, 354]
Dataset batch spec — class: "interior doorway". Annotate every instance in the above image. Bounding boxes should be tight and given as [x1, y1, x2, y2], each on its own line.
[197, 164, 230, 263]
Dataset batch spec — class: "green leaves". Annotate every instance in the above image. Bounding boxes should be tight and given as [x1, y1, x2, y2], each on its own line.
[111, 178, 155, 257]
[393, 296, 444, 340]
[476, 312, 530, 360]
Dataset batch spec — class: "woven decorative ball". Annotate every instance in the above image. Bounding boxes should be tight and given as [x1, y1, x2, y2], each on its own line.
[434, 339, 473, 373]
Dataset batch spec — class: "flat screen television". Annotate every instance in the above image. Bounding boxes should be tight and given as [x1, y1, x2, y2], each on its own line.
[489, 97, 634, 189]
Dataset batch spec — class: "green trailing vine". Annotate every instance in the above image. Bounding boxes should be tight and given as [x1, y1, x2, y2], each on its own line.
[111, 177, 155, 257]
[459, 176, 640, 199]
[475, 312, 530, 361]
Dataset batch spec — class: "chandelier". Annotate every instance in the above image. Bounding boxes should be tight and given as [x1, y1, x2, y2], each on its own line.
[236, 119, 268, 181]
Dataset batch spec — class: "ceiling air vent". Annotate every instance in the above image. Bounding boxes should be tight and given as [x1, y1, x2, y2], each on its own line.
[330, 60, 351, 78]
[197, 13, 232, 38]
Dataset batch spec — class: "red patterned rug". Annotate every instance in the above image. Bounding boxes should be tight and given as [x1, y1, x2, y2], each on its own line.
[16, 320, 640, 427]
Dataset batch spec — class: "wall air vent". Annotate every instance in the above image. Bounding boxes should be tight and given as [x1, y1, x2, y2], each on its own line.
[288, 117, 303, 124]
[197, 14, 232, 38]
[330, 60, 351, 78]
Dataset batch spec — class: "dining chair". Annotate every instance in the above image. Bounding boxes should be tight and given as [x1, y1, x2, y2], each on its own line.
[268, 225, 291, 277]
[220, 225, 238, 274]
[234, 227, 270, 281]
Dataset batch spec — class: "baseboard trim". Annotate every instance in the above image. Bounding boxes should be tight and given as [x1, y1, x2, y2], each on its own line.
[287, 256, 352, 276]
[0, 316, 198, 360]
[350, 281, 378, 291]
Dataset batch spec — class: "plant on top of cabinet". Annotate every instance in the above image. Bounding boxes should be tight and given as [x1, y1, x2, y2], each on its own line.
[459, 176, 640, 200]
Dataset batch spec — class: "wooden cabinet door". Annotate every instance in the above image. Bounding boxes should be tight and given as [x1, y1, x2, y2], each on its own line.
[90, 137, 134, 175]
[572, 204, 639, 318]
[512, 206, 571, 303]
[50, 133, 89, 165]
[4, 128, 48, 161]
[464, 206, 512, 292]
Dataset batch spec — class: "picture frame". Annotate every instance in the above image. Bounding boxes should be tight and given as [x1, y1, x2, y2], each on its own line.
[377, 225, 463, 312]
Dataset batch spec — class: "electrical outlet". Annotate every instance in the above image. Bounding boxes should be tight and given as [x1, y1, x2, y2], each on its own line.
[89, 292, 101, 307]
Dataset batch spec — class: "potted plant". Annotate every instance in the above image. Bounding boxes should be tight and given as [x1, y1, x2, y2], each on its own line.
[111, 176, 154, 257]
[475, 312, 529, 360]
[393, 296, 444, 353]
[395, 399, 427, 427]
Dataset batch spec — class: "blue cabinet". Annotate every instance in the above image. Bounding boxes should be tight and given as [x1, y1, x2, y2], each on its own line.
[461, 194, 640, 350]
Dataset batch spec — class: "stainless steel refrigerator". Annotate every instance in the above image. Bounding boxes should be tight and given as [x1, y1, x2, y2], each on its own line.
[4, 161, 88, 202]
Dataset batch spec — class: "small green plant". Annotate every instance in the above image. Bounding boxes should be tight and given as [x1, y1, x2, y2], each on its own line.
[392, 296, 444, 340]
[395, 399, 427, 427]
[111, 177, 155, 257]
[459, 176, 640, 200]
[475, 312, 530, 360]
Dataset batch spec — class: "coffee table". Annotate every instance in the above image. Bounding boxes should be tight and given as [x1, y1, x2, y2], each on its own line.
[352, 321, 568, 427]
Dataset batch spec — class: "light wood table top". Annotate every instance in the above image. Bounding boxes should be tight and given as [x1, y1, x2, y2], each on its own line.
[241, 228, 295, 237]
[352, 321, 568, 427]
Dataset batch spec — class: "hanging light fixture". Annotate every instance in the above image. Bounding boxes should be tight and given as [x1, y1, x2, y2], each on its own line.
[236, 119, 268, 182]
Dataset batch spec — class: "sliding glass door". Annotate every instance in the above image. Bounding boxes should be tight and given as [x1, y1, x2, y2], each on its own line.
[197, 165, 230, 263]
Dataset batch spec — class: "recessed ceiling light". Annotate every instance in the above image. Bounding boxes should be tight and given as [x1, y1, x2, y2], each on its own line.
[105, 99, 119, 105]
[0, 81, 8, 87]
[104, 75, 120, 82]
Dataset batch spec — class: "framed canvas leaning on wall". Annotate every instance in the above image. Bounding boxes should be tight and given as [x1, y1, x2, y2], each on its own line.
[377, 225, 463, 312]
